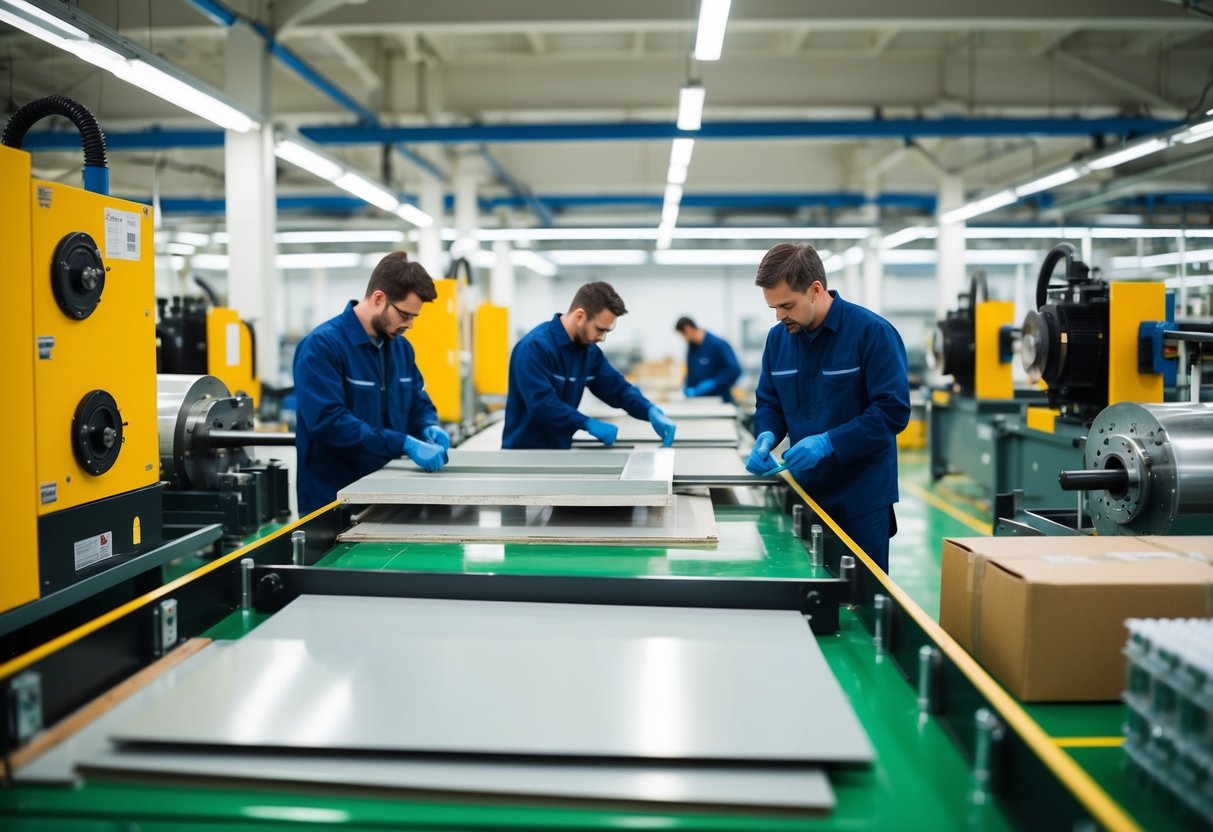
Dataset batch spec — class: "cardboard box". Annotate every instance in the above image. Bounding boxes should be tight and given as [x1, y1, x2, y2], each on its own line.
[1136, 535, 1213, 566]
[940, 536, 1213, 701]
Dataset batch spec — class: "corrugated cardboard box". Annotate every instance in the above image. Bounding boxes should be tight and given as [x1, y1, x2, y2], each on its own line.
[940, 536, 1213, 701]
[1136, 535, 1213, 566]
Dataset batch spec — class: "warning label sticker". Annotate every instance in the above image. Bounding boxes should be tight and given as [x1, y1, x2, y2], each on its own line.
[74, 531, 114, 571]
[104, 208, 141, 261]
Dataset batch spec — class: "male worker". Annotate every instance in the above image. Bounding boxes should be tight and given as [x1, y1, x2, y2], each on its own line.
[675, 316, 742, 402]
[294, 251, 449, 515]
[745, 243, 910, 572]
[504, 281, 677, 449]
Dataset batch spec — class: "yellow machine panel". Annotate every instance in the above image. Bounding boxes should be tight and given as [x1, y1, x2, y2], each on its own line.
[974, 301, 1015, 401]
[407, 278, 461, 422]
[1026, 406, 1060, 434]
[1108, 282, 1164, 406]
[31, 180, 159, 515]
[206, 306, 261, 406]
[1, 146, 40, 612]
[474, 303, 509, 398]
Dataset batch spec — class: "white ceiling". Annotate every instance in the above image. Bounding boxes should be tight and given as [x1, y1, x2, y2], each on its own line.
[3, 0, 1213, 233]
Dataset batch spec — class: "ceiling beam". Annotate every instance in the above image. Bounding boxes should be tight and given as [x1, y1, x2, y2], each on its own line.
[869, 28, 900, 56]
[320, 31, 381, 90]
[1053, 50, 1183, 113]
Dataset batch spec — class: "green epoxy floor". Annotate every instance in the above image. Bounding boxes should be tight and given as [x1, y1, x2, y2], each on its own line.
[1, 452, 1184, 830]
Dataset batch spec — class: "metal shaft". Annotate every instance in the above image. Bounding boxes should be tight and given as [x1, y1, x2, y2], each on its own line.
[1058, 469, 1129, 492]
[206, 430, 296, 447]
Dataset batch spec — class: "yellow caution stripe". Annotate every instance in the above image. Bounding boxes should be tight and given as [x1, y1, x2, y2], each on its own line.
[1053, 737, 1125, 749]
[781, 475, 1139, 832]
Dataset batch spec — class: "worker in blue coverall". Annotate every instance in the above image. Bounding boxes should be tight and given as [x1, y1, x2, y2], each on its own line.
[503, 281, 678, 450]
[745, 243, 910, 572]
[294, 251, 449, 515]
[675, 316, 742, 402]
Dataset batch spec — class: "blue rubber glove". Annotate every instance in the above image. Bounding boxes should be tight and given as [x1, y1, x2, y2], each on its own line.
[648, 406, 676, 447]
[423, 424, 451, 459]
[685, 380, 716, 398]
[403, 435, 447, 472]
[783, 433, 834, 473]
[745, 431, 777, 474]
[584, 418, 619, 446]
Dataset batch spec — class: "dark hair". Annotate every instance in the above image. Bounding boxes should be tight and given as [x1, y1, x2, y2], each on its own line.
[675, 316, 697, 332]
[365, 251, 438, 303]
[754, 243, 827, 293]
[569, 281, 627, 317]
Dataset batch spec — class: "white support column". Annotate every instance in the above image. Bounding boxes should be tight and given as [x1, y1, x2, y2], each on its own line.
[418, 178, 444, 277]
[936, 174, 967, 320]
[491, 241, 515, 307]
[861, 236, 883, 314]
[308, 267, 328, 334]
[844, 255, 862, 302]
[224, 25, 279, 384]
[451, 153, 482, 264]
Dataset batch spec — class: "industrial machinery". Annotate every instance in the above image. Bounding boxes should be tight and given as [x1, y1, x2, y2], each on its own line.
[1, 97, 164, 616]
[927, 271, 1045, 495]
[158, 374, 293, 542]
[157, 289, 261, 408]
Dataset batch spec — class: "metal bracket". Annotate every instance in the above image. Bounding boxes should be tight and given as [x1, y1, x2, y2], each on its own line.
[971, 707, 1007, 804]
[152, 598, 179, 657]
[6, 671, 42, 747]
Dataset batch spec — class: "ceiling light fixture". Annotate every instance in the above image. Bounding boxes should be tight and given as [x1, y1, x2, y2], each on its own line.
[670, 138, 696, 168]
[1086, 138, 1168, 171]
[677, 84, 706, 131]
[939, 189, 1017, 225]
[1014, 165, 1086, 197]
[693, 0, 732, 61]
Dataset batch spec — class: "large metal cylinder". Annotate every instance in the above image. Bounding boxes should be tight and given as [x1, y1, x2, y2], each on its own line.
[1083, 401, 1213, 535]
[157, 374, 251, 489]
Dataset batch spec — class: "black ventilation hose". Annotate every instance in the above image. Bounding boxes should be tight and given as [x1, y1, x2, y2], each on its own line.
[968, 270, 989, 309]
[1, 95, 108, 169]
[1034, 242, 1089, 310]
[449, 256, 473, 284]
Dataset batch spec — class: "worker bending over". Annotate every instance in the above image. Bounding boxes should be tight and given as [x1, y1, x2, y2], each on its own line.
[675, 316, 742, 402]
[745, 243, 909, 572]
[504, 281, 677, 449]
[294, 251, 449, 515]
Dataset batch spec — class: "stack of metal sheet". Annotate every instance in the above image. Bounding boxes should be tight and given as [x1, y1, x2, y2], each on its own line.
[26, 595, 874, 813]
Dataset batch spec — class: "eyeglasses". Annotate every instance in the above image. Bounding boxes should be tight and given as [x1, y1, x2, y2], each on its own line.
[388, 300, 418, 323]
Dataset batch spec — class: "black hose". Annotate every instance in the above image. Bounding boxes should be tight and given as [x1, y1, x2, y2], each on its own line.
[1034, 243, 1089, 310]
[1, 96, 108, 169]
[449, 256, 474, 285]
[192, 275, 222, 307]
[968, 270, 989, 308]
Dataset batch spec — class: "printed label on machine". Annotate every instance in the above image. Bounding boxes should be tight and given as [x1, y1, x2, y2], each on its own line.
[74, 531, 114, 571]
[39, 482, 57, 505]
[226, 322, 240, 366]
[103, 208, 141, 261]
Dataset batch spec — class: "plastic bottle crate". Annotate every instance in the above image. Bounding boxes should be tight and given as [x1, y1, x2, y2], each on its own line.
[1122, 618, 1213, 827]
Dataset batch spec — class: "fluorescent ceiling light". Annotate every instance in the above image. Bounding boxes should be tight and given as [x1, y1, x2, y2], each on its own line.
[477, 228, 660, 241]
[513, 250, 558, 276]
[1110, 248, 1213, 269]
[1087, 138, 1168, 171]
[880, 226, 936, 250]
[693, 0, 731, 61]
[939, 189, 1017, 225]
[1087, 228, 1181, 239]
[677, 84, 706, 131]
[653, 249, 769, 266]
[275, 139, 344, 181]
[113, 60, 256, 132]
[655, 224, 674, 250]
[165, 242, 196, 255]
[277, 252, 363, 269]
[190, 254, 231, 271]
[395, 203, 434, 228]
[667, 163, 688, 185]
[1165, 274, 1213, 289]
[676, 226, 874, 240]
[277, 230, 406, 244]
[1, 0, 87, 38]
[170, 231, 211, 247]
[334, 172, 400, 213]
[545, 250, 649, 266]
[1015, 165, 1085, 197]
[1172, 119, 1213, 145]
[670, 138, 695, 168]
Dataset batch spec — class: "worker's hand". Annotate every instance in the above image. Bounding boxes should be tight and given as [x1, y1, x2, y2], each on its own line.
[745, 431, 777, 474]
[423, 424, 451, 458]
[584, 418, 619, 446]
[648, 406, 676, 447]
[684, 380, 716, 398]
[403, 435, 447, 472]
[783, 433, 834, 473]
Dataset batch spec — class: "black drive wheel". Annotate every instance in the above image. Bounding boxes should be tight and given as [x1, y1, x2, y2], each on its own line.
[72, 390, 123, 475]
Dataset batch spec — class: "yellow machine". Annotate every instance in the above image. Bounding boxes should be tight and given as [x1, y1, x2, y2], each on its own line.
[474, 302, 509, 403]
[407, 277, 462, 422]
[206, 306, 261, 406]
[157, 296, 261, 407]
[1, 99, 161, 615]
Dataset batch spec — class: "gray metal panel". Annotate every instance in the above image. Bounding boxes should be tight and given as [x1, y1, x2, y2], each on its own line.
[338, 449, 673, 507]
[673, 448, 782, 487]
[575, 419, 739, 448]
[80, 749, 834, 810]
[112, 596, 874, 765]
[337, 496, 718, 546]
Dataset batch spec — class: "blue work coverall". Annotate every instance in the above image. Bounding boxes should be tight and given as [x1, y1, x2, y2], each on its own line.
[294, 301, 439, 514]
[753, 291, 910, 571]
[685, 331, 742, 402]
[503, 314, 653, 449]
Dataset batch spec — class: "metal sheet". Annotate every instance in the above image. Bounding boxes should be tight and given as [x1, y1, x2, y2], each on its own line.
[337, 496, 718, 546]
[583, 395, 739, 421]
[112, 596, 874, 765]
[80, 748, 834, 811]
[339, 448, 673, 507]
[574, 419, 738, 448]
[673, 448, 782, 487]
